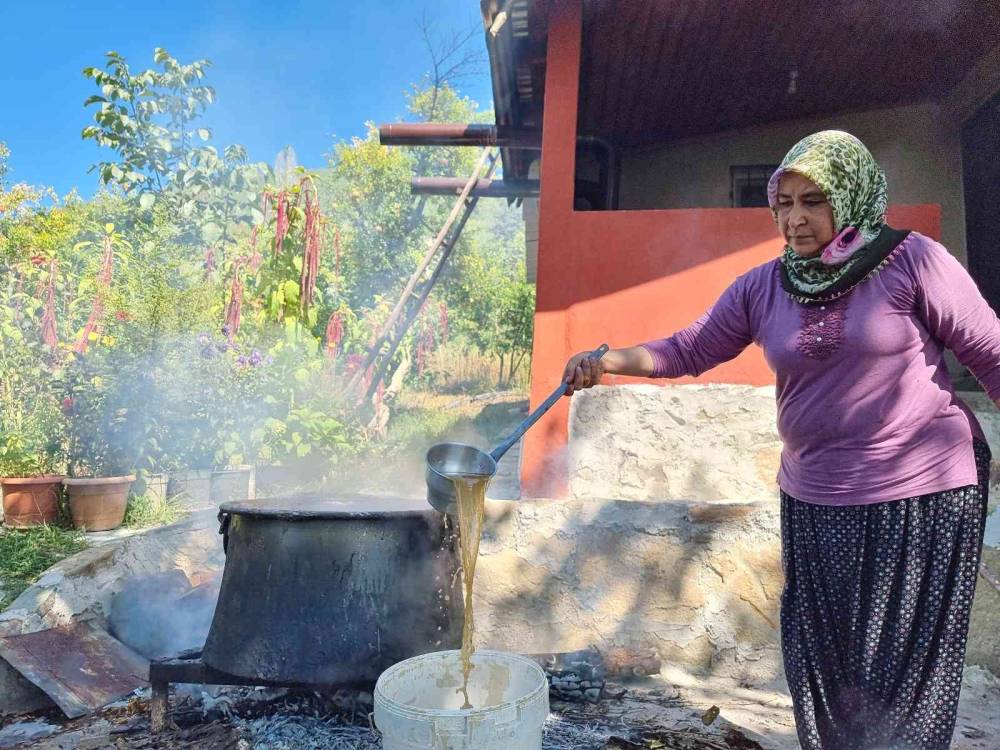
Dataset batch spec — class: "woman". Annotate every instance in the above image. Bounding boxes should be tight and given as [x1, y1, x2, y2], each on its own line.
[562, 130, 1000, 750]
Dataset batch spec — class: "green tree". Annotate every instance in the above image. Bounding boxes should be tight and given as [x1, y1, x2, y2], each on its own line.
[82, 49, 269, 255]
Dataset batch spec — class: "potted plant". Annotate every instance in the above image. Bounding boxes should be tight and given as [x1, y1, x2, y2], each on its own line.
[0, 286, 68, 527]
[0, 432, 64, 528]
[61, 353, 137, 532]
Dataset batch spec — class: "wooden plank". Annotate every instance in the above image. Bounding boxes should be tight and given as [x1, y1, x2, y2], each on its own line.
[941, 43, 1000, 124]
[343, 149, 493, 396]
[580, 0, 612, 137]
[644, 0, 696, 143]
[611, 0, 661, 146]
[580, 0, 1000, 146]
[604, 0, 651, 144]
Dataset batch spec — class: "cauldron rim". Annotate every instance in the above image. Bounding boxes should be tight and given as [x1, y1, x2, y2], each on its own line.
[219, 493, 438, 520]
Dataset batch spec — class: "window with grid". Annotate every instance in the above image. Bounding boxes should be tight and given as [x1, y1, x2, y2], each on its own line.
[730, 165, 779, 208]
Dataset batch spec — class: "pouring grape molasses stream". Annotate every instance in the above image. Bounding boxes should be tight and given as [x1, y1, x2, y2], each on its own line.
[425, 343, 608, 707]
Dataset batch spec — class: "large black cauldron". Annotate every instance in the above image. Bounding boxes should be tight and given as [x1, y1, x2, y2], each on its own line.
[201, 495, 462, 686]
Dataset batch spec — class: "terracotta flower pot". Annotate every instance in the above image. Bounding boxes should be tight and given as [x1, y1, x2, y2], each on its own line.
[64, 475, 135, 532]
[1, 476, 64, 528]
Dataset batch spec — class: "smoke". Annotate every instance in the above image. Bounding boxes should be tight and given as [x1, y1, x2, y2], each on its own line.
[108, 569, 221, 660]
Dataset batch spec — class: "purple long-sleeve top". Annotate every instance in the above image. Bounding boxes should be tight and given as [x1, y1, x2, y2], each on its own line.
[641, 232, 1000, 505]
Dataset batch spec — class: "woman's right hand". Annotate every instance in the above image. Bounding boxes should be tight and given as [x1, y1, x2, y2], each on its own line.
[563, 350, 606, 395]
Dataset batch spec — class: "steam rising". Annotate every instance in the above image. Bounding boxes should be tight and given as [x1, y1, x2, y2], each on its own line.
[109, 570, 221, 660]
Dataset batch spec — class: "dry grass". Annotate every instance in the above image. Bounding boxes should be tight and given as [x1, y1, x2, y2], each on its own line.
[418, 343, 530, 394]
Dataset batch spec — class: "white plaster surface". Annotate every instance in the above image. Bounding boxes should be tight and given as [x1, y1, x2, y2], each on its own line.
[475, 497, 785, 686]
[568, 383, 783, 504]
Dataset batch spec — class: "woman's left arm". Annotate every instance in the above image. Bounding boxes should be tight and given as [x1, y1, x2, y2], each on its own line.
[911, 239, 1000, 406]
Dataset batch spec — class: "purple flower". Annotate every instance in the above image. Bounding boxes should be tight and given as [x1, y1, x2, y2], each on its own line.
[221, 324, 232, 337]
[236, 355, 248, 366]
[249, 349, 263, 366]
[216, 341, 229, 353]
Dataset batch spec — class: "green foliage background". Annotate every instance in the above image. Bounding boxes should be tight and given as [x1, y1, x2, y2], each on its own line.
[0, 48, 534, 480]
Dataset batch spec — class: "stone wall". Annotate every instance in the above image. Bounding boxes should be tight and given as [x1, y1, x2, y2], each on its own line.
[0, 511, 223, 716]
[475, 498, 785, 686]
[474, 383, 1000, 683]
[568, 384, 782, 504]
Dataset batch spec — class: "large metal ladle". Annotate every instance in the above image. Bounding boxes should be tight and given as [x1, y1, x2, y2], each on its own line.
[425, 344, 609, 514]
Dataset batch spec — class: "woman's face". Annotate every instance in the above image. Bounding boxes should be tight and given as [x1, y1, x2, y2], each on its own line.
[775, 172, 835, 257]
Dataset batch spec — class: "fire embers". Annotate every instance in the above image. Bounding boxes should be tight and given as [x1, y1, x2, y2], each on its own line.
[541, 648, 607, 703]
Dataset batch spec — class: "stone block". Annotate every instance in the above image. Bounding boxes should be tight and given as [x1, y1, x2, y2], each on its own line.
[568, 384, 783, 503]
[475, 497, 785, 684]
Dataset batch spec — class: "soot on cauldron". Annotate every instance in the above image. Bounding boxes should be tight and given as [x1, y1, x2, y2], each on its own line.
[149, 493, 463, 730]
[202, 494, 463, 686]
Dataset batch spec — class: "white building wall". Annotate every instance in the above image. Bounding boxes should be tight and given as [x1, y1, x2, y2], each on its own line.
[617, 103, 968, 263]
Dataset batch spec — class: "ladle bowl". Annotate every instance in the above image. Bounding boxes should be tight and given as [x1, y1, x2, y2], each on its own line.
[425, 344, 608, 514]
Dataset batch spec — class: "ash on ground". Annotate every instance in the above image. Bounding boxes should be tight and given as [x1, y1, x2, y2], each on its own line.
[2, 682, 766, 750]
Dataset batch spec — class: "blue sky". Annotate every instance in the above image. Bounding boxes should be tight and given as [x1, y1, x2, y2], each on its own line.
[0, 0, 493, 197]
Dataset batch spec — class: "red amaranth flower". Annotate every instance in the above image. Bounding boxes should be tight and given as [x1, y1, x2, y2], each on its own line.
[75, 237, 115, 354]
[416, 337, 427, 375]
[274, 190, 289, 256]
[248, 226, 263, 272]
[416, 322, 436, 375]
[299, 178, 321, 313]
[223, 261, 245, 341]
[360, 364, 375, 405]
[325, 311, 343, 358]
[344, 353, 365, 373]
[96, 235, 114, 287]
[203, 246, 216, 279]
[61, 397, 75, 415]
[74, 304, 103, 354]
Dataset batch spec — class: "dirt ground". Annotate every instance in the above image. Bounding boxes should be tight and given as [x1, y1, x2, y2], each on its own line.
[3, 665, 1000, 750]
[0, 681, 763, 750]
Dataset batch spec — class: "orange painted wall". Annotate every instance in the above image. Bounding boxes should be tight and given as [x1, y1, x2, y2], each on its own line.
[520, 0, 943, 497]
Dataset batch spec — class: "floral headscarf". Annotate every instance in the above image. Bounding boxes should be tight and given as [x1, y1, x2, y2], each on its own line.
[767, 131, 888, 298]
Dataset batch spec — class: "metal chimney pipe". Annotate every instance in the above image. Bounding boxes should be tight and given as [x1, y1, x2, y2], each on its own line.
[411, 177, 540, 198]
[379, 123, 542, 149]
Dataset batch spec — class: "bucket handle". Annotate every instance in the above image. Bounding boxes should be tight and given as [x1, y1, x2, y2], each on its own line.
[367, 711, 381, 737]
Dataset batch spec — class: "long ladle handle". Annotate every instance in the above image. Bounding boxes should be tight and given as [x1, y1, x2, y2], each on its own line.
[489, 343, 609, 463]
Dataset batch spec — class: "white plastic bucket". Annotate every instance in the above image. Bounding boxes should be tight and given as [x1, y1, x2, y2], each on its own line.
[374, 650, 549, 750]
